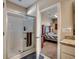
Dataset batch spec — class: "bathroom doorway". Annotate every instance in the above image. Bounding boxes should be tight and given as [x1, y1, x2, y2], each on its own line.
[39, 3, 60, 59]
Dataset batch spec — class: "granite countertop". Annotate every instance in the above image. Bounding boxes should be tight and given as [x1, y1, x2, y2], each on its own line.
[60, 39, 75, 47]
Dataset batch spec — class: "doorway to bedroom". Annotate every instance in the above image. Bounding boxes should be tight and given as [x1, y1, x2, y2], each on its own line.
[40, 3, 58, 59]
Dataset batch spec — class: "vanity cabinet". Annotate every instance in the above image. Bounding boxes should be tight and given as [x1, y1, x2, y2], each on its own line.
[61, 52, 74, 59]
[60, 39, 75, 59]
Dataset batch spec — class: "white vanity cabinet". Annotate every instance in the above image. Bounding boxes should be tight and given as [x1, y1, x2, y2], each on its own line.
[60, 39, 75, 59]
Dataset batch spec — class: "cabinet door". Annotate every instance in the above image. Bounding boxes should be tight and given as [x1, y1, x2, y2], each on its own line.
[61, 53, 75, 59]
[61, 44, 75, 56]
[7, 13, 24, 58]
[60, 44, 75, 59]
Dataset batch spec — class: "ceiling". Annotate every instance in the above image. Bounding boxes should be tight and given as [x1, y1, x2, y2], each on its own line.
[8, 0, 37, 8]
[7, 0, 58, 16]
[7, 0, 58, 10]
[38, 0, 58, 10]
[41, 4, 58, 19]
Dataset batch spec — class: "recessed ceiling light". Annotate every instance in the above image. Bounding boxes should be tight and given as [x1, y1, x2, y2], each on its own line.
[54, 15, 57, 18]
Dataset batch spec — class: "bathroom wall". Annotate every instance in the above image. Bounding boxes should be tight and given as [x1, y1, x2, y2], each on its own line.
[60, 0, 74, 40]
[27, 4, 36, 16]
[6, 1, 26, 14]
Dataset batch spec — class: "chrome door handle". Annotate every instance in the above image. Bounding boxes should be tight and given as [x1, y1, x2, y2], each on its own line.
[35, 37, 41, 38]
[24, 38, 27, 40]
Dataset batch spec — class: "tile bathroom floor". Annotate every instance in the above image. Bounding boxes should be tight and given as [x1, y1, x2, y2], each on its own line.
[21, 52, 44, 59]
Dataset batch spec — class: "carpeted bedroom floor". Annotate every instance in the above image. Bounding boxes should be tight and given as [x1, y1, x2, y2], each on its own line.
[41, 41, 57, 59]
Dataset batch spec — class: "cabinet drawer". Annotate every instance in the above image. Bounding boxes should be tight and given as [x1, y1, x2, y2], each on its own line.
[61, 53, 75, 59]
[61, 44, 75, 56]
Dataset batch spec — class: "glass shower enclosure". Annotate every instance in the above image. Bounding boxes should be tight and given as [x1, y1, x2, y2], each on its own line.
[7, 11, 35, 58]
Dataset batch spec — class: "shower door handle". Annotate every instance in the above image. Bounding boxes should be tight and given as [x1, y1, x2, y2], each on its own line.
[3, 32, 5, 36]
[35, 37, 41, 38]
[24, 37, 28, 47]
[24, 38, 27, 40]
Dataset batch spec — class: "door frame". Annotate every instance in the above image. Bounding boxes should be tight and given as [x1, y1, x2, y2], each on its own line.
[39, 2, 62, 59]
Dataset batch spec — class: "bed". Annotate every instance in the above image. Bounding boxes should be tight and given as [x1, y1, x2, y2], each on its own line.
[45, 32, 57, 42]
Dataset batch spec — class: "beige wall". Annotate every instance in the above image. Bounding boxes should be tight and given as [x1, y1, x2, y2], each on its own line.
[60, 0, 74, 40]
[6, 1, 26, 14]
[41, 13, 51, 26]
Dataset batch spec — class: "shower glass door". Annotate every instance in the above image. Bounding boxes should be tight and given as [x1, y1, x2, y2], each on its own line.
[23, 15, 35, 51]
[7, 12, 35, 58]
